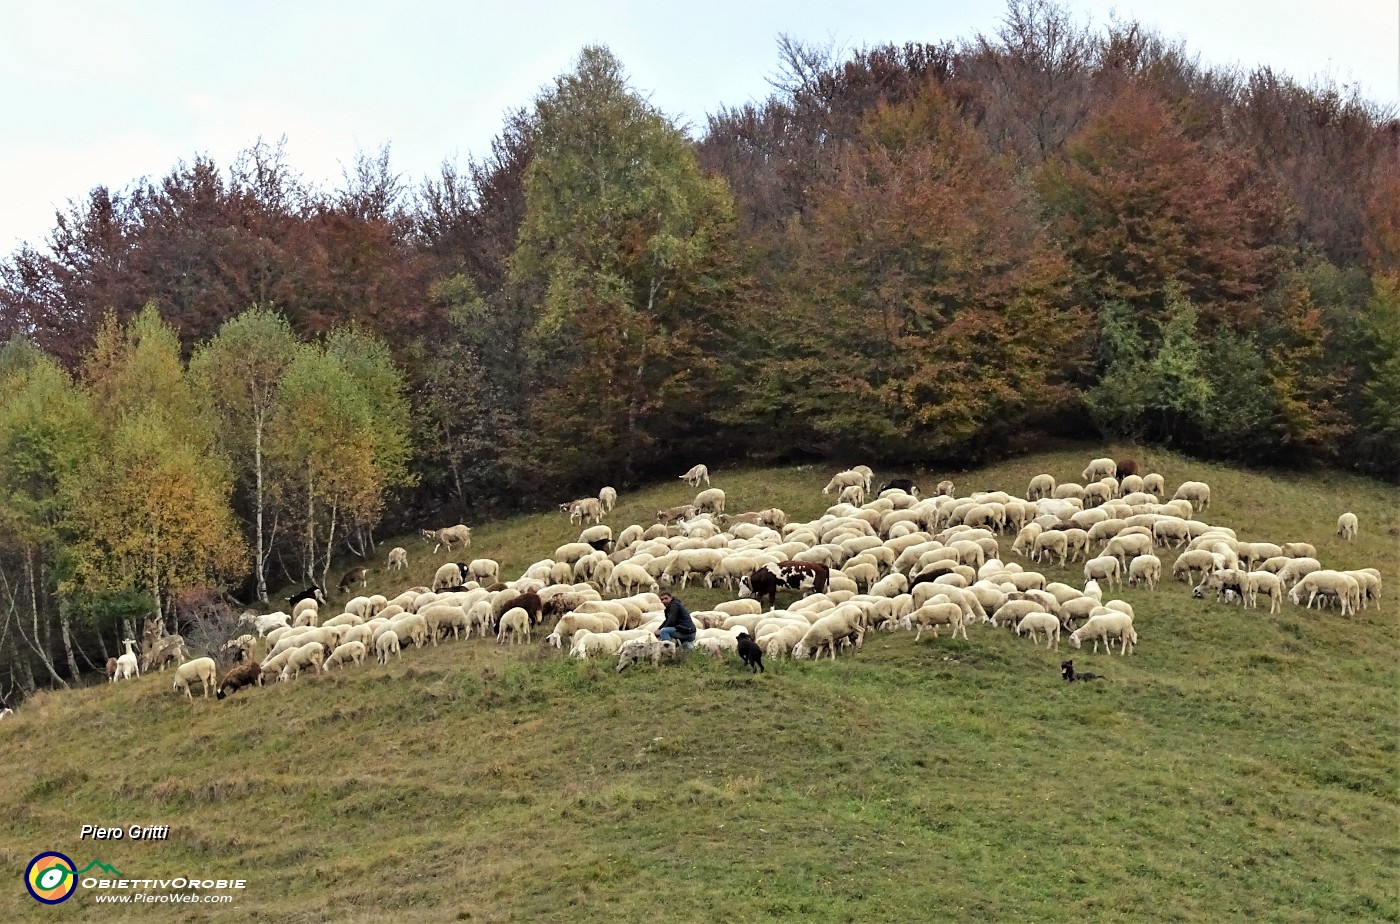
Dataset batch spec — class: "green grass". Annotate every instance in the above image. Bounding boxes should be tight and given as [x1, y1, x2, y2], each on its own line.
[1, 446, 1396, 922]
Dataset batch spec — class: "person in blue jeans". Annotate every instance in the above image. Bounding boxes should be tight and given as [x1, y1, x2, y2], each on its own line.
[656, 591, 696, 649]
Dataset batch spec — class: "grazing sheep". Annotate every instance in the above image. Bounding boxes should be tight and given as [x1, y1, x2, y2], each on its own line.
[1026, 474, 1056, 501]
[1278, 557, 1323, 590]
[1142, 474, 1166, 495]
[143, 635, 188, 673]
[496, 607, 531, 645]
[1127, 554, 1162, 591]
[1172, 481, 1211, 509]
[244, 610, 291, 637]
[464, 558, 501, 585]
[1244, 571, 1285, 614]
[322, 641, 368, 671]
[1336, 512, 1358, 540]
[387, 546, 408, 571]
[681, 464, 711, 487]
[1172, 549, 1217, 585]
[935, 480, 954, 497]
[838, 484, 867, 506]
[656, 504, 697, 525]
[421, 524, 472, 554]
[216, 662, 263, 699]
[1289, 571, 1361, 615]
[1280, 542, 1317, 559]
[1083, 556, 1121, 590]
[1081, 458, 1116, 482]
[599, 486, 618, 512]
[172, 657, 218, 699]
[1015, 612, 1061, 649]
[278, 643, 326, 681]
[375, 630, 401, 664]
[1069, 612, 1137, 655]
[694, 487, 726, 515]
[823, 470, 867, 495]
[432, 562, 464, 591]
[112, 639, 139, 683]
[900, 602, 967, 641]
[1115, 458, 1139, 478]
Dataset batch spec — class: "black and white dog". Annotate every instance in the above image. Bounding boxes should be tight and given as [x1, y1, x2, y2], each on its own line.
[1062, 659, 1101, 682]
[736, 631, 764, 674]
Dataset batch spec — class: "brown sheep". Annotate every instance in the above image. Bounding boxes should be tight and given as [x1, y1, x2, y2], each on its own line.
[216, 663, 264, 699]
[1115, 457, 1140, 478]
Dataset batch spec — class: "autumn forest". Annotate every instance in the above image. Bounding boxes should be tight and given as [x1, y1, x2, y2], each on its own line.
[0, 2, 1395, 693]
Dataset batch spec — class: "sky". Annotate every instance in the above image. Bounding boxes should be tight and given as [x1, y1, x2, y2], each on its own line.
[0, 0, 1395, 255]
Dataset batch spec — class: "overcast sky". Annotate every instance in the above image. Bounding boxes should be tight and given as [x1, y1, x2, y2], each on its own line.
[1, 0, 1395, 254]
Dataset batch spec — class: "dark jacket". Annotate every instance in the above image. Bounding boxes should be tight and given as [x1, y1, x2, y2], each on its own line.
[659, 598, 696, 640]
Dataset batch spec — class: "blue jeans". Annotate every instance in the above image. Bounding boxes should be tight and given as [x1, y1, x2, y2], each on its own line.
[658, 627, 695, 648]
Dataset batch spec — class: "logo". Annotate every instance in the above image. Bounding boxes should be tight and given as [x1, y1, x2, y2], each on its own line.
[25, 852, 77, 904]
[24, 854, 122, 904]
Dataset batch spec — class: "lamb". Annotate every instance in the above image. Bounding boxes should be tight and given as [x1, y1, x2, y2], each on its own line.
[1083, 556, 1121, 589]
[322, 641, 368, 671]
[616, 638, 681, 672]
[681, 464, 711, 487]
[1336, 512, 1358, 540]
[112, 639, 139, 683]
[838, 484, 866, 506]
[172, 657, 218, 699]
[375, 630, 401, 664]
[1015, 612, 1061, 649]
[496, 607, 531, 645]
[1069, 612, 1137, 655]
[215, 662, 263, 699]
[693, 487, 726, 515]
[1172, 481, 1211, 509]
[599, 486, 618, 512]
[421, 524, 472, 554]
[387, 546, 408, 571]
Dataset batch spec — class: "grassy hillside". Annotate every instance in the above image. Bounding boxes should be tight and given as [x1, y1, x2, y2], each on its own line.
[1, 447, 1396, 923]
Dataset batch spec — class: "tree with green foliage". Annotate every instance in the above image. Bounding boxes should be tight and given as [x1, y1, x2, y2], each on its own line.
[190, 307, 299, 602]
[511, 45, 738, 484]
[70, 308, 246, 625]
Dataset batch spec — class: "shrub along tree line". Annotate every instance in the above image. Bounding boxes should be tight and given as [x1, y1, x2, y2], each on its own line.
[0, 3, 1396, 691]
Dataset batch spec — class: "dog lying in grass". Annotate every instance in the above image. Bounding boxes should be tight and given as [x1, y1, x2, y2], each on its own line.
[1061, 659, 1101, 682]
[736, 630, 764, 674]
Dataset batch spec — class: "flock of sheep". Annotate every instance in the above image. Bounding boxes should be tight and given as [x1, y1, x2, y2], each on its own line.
[102, 454, 1379, 699]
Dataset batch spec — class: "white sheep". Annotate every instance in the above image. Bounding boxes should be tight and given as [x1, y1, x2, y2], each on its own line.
[693, 487, 726, 515]
[838, 484, 866, 506]
[599, 486, 618, 512]
[496, 607, 531, 645]
[1081, 458, 1116, 482]
[900, 602, 967, 641]
[1026, 473, 1056, 501]
[465, 559, 501, 585]
[1015, 612, 1061, 649]
[112, 639, 140, 683]
[387, 546, 408, 571]
[681, 464, 711, 487]
[1069, 612, 1137, 655]
[823, 470, 866, 495]
[1127, 554, 1162, 591]
[375, 630, 401, 664]
[432, 562, 463, 591]
[172, 657, 218, 699]
[1336, 512, 1358, 540]
[1289, 571, 1360, 615]
[277, 643, 326, 681]
[1083, 555, 1121, 590]
[322, 641, 368, 671]
[1142, 473, 1166, 495]
[1172, 481, 1211, 509]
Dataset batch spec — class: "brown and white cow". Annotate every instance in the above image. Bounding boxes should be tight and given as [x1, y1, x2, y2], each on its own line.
[740, 561, 830, 606]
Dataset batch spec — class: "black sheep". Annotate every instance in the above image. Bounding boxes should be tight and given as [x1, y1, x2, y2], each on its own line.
[736, 631, 764, 674]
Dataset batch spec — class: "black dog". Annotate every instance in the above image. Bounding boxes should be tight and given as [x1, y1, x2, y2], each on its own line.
[1062, 660, 1101, 682]
[736, 631, 764, 674]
